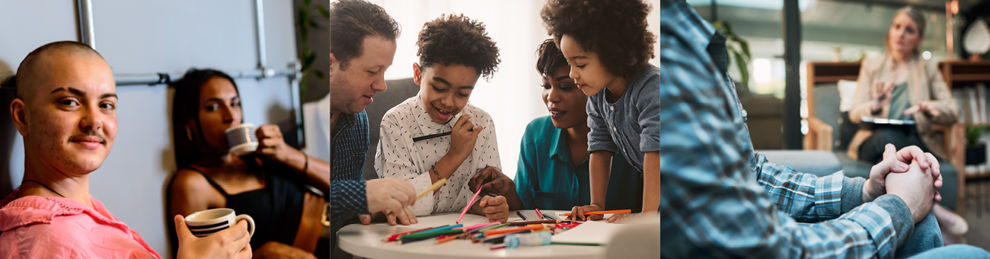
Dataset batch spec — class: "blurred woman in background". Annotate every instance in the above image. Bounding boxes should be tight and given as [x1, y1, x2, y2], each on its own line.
[167, 68, 330, 259]
[848, 6, 966, 242]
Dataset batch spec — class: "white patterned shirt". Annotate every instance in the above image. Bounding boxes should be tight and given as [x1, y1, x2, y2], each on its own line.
[375, 94, 501, 215]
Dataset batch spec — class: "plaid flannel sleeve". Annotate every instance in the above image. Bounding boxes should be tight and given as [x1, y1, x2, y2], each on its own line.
[660, 1, 912, 257]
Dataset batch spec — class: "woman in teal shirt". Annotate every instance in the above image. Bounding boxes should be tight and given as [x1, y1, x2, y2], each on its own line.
[514, 39, 639, 210]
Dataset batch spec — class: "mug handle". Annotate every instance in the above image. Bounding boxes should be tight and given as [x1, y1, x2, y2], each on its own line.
[235, 214, 255, 237]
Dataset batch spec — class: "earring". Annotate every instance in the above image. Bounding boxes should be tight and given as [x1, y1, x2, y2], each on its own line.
[184, 124, 195, 142]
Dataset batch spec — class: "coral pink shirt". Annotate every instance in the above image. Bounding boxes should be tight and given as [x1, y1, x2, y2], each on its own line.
[0, 194, 161, 258]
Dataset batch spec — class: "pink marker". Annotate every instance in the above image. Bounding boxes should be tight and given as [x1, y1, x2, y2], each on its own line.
[457, 187, 484, 224]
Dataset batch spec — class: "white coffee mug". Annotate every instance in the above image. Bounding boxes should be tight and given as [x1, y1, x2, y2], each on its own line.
[185, 208, 255, 238]
[225, 123, 259, 156]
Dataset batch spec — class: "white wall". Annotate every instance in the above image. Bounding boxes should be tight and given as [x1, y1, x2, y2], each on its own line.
[0, 0, 300, 257]
[375, 0, 660, 180]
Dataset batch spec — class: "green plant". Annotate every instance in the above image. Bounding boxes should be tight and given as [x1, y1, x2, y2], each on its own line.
[295, 0, 330, 96]
[966, 124, 986, 146]
[712, 21, 752, 91]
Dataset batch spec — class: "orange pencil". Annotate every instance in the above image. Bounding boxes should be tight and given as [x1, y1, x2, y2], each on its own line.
[382, 225, 446, 242]
[483, 224, 544, 237]
[559, 209, 631, 217]
[435, 232, 468, 244]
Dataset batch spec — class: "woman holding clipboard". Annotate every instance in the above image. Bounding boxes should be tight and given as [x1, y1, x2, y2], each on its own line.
[847, 6, 966, 241]
[848, 6, 959, 163]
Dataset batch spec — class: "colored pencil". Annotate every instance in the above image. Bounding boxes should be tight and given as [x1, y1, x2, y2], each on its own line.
[472, 223, 508, 234]
[416, 178, 447, 199]
[507, 219, 561, 226]
[482, 235, 508, 244]
[516, 211, 527, 220]
[456, 187, 483, 224]
[457, 222, 499, 232]
[490, 244, 507, 250]
[411, 224, 461, 236]
[383, 225, 448, 242]
[480, 230, 534, 244]
[534, 208, 544, 219]
[484, 224, 544, 237]
[551, 242, 602, 246]
[559, 209, 631, 217]
[400, 229, 464, 244]
[435, 232, 469, 244]
[412, 131, 451, 142]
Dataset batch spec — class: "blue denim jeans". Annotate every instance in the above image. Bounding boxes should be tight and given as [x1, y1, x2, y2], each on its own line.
[898, 213, 990, 258]
[908, 245, 990, 258]
[896, 213, 942, 258]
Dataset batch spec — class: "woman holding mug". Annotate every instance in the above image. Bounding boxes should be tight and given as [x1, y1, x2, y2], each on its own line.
[166, 68, 330, 258]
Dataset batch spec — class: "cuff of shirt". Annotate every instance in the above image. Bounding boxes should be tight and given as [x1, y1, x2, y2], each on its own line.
[639, 136, 659, 153]
[872, 194, 915, 251]
[811, 171, 847, 218]
[588, 142, 617, 153]
[841, 176, 866, 213]
[330, 180, 369, 215]
[409, 172, 435, 216]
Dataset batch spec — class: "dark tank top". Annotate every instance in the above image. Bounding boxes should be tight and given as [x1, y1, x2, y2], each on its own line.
[166, 160, 329, 258]
[195, 170, 304, 251]
[192, 168, 328, 259]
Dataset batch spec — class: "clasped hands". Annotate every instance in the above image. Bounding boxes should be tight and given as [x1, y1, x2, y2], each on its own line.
[865, 144, 942, 223]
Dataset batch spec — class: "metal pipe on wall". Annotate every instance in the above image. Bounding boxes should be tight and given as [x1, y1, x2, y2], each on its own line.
[114, 68, 299, 86]
[254, 0, 273, 77]
[72, 1, 307, 147]
[75, 0, 95, 48]
[251, 0, 304, 147]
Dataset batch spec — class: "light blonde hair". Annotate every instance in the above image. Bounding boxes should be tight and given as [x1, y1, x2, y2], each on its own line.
[886, 6, 926, 56]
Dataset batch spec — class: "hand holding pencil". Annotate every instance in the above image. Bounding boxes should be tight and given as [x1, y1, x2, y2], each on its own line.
[468, 166, 524, 210]
[476, 195, 509, 223]
[363, 178, 418, 226]
[566, 204, 605, 221]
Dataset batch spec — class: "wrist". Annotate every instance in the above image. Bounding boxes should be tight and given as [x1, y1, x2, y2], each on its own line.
[287, 149, 305, 169]
[444, 150, 469, 164]
[862, 179, 873, 201]
[428, 166, 441, 182]
[863, 179, 887, 202]
[440, 154, 466, 173]
[434, 155, 460, 179]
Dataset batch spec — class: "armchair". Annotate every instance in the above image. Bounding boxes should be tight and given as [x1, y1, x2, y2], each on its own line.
[804, 61, 964, 212]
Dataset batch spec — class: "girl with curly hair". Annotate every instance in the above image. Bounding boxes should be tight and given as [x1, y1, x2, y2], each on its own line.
[542, 0, 659, 223]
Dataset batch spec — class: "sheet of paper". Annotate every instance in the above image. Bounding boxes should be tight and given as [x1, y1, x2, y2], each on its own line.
[550, 221, 622, 245]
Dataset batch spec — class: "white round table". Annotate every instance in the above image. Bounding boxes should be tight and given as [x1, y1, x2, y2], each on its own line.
[337, 210, 604, 259]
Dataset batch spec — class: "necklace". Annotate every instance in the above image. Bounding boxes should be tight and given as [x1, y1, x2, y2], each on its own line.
[22, 179, 66, 198]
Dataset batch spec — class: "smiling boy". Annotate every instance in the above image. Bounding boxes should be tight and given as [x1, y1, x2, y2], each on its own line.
[374, 14, 516, 223]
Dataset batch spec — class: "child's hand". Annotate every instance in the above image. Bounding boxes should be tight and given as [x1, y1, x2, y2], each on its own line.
[605, 212, 636, 223]
[448, 114, 483, 160]
[567, 204, 604, 221]
[478, 195, 509, 223]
